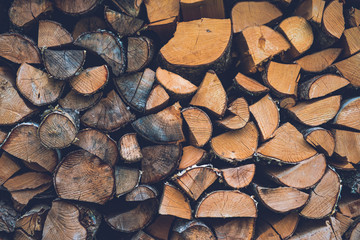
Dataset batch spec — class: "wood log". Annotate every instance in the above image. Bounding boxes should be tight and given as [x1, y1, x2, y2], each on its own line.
[145, 215, 174, 240]
[221, 164, 255, 189]
[255, 218, 281, 240]
[170, 219, 216, 239]
[303, 127, 335, 156]
[262, 211, 299, 240]
[180, 0, 225, 21]
[334, 97, 360, 131]
[208, 218, 255, 240]
[217, 97, 250, 130]
[15, 205, 49, 239]
[111, 0, 143, 17]
[330, 212, 354, 238]
[54, 150, 115, 204]
[332, 52, 360, 88]
[2, 123, 58, 172]
[42, 49, 86, 80]
[322, 0, 345, 41]
[294, 0, 325, 25]
[54, 0, 100, 15]
[288, 220, 334, 240]
[38, 20, 73, 48]
[0, 201, 18, 233]
[338, 194, 360, 219]
[118, 133, 142, 164]
[145, 84, 170, 113]
[114, 166, 141, 197]
[178, 145, 206, 170]
[231, 1, 282, 34]
[347, 7, 360, 27]
[145, 0, 179, 23]
[233, 72, 269, 96]
[332, 129, 360, 165]
[295, 48, 342, 73]
[126, 185, 157, 202]
[58, 90, 102, 112]
[0, 152, 20, 185]
[127, 37, 154, 73]
[341, 26, 360, 58]
[72, 16, 107, 40]
[69, 65, 108, 95]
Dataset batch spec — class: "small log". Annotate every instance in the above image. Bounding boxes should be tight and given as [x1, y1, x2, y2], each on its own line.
[231, 1, 282, 34]
[279, 97, 296, 109]
[114, 68, 155, 112]
[209, 218, 255, 240]
[159, 19, 232, 80]
[180, 0, 225, 21]
[334, 97, 360, 131]
[42, 49, 86, 80]
[38, 20, 73, 48]
[262, 211, 299, 239]
[236, 25, 290, 73]
[72, 16, 107, 40]
[322, 0, 345, 41]
[54, 0, 100, 15]
[74, 128, 118, 166]
[159, 183, 192, 220]
[295, 48, 342, 73]
[16, 205, 49, 239]
[289, 220, 335, 240]
[127, 37, 154, 73]
[126, 185, 157, 202]
[81, 90, 135, 132]
[0, 201, 18, 233]
[144, 0, 179, 23]
[257, 122, 317, 163]
[0, 152, 20, 185]
[145, 215, 174, 240]
[58, 90, 102, 111]
[0, 33, 41, 64]
[155, 67, 197, 98]
[250, 94, 279, 141]
[145, 84, 170, 113]
[104, 7, 144, 38]
[16, 63, 65, 106]
[54, 150, 115, 204]
[300, 167, 341, 219]
[114, 166, 141, 197]
[255, 218, 281, 240]
[217, 97, 250, 130]
[173, 165, 218, 200]
[178, 145, 207, 170]
[43, 200, 101, 240]
[9, 0, 53, 28]
[182, 107, 212, 147]
[303, 127, 335, 156]
[338, 194, 360, 219]
[265, 154, 327, 189]
[333, 52, 360, 88]
[347, 7, 360, 27]
[105, 199, 158, 233]
[132, 102, 185, 144]
[294, 0, 325, 25]
[195, 190, 257, 218]
[141, 144, 181, 184]
[170, 219, 216, 239]
[38, 109, 78, 149]
[288, 95, 341, 126]
[69, 65, 108, 95]
[211, 122, 258, 163]
[333, 129, 360, 165]
[118, 133, 142, 164]
[110, 0, 143, 17]
[254, 185, 309, 213]
[299, 74, 349, 100]
[263, 61, 301, 98]
[74, 30, 126, 76]
[233, 72, 269, 96]
[221, 164, 255, 189]
[341, 26, 360, 58]
[2, 123, 58, 172]
[190, 70, 227, 118]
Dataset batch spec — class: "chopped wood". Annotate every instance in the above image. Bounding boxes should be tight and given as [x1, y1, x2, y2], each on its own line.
[114, 166, 141, 197]
[0, 152, 20, 185]
[178, 146, 206, 170]
[145, 84, 170, 113]
[255, 218, 281, 240]
[332, 129, 360, 166]
[295, 48, 342, 73]
[159, 183, 192, 220]
[294, 0, 325, 24]
[72, 16, 107, 39]
[69, 65, 108, 95]
[333, 52, 360, 88]
[231, 1, 282, 34]
[118, 133, 142, 164]
[145, 215, 174, 240]
[81, 90, 135, 132]
[58, 90, 102, 111]
[221, 164, 255, 189]
[16, 205, 49, 239]
[180, 0, 225, 21]
[338, 194, 360, 219]
[279, 97, 296, 109]
[257, 122, 317, 163]
[263, 211, 299, 239]
[127, 37, 154, 73]
[211, 122, 258, 163]
[42, 49, 86, 80]
[234, 72, 269, 96]
[170, 219, 216, 239]
[322, 0, 345, 40]
[126, 185, 157, 202]
[0, 201, 18, 233]
[54, 150, 115, 204]
[299, 74, 349, 100]
[300, 167, 341, 219]
[303, 127, 335, 156]
[334, 97, 360, 131]
[141, 144, 181, 184]
[342, 26, 360, 58]
[217, 97, 250, 130]
[288, 220, 334, 240]
[132, 102, 185, 144]
[145, 0, 179, 23]
[54, 0, 100, 15]
[38, 20, 73, 48]
[347, 7, 360, 27]
[111, 0, 143, 17]
[209, 218, 255, 240]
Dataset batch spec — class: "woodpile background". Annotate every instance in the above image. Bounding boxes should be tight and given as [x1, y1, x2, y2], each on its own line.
[0, 0, 360, 239]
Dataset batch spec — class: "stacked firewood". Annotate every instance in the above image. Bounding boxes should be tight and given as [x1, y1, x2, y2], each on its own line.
[0, 0, 360, 239]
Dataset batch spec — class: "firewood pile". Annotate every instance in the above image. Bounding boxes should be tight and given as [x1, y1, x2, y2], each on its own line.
[0, 0, 360, 239]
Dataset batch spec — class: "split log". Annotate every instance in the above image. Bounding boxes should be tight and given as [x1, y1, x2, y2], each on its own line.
[264, 154, 327, 189]
[145, 215, 174, 240]
[114, 166, 141, 197]
[38, 20, 73, 48]
[295, 48, 342, 73]
[159, 18, 232, 80]
[42, 49, 86, 80]
[170, 219, 216, 239]
[118, 133, 142, 164]
[0, 152, 20, 185]
[347, 7, 360, 27]
[195, 190, 257, 218]
[69, 65, 108, 95]
[110, 0, 143, 17]
[299, 74, 349, 100]
[145, 0, 179, 23]
[159, 183, 192, 220]
[294, 0, 325, 25]
[132, 103, 185, 144]
[341, 26, 360, 58]
[231, 1, 282, 34]
[261, 211, 299, 240]
[332, 129, 360, 165]
[289, 220, 335, 240]
[81, 90, 135, 132]
[217, 97, 250, 130]
[332, 52, 360, 88]
[114, 68, 155, 112]
[257, 122, 317, 163]
[208, 218, 255, 240]
[54, 0, 100, 15]
[210, 122, 258, 163]
[255, 218, 281, 240]
[249, 94, 279, 141]
[263, 61, 301, 97]
[2, 123, 59, 172]
[15, 205, 49, 239]
[334, 97, 360, 131]
[0, 201, 18, 233]
[72, 16, 107, 40]
[300, 167, 341, 219]
[178, 145, 207, 170]
[127, 37, 154, 73]
[126, 185, 157, 202]
[182, 107, 212, 147]
[180, 0, 225, 21]
[145, 84, 170, 113]
[287, 95, 341, 126]
[0, 67, 37, 125]
[322, 0, 345, 41]
[233, 72, 269, 96]
[74, 30, 126, 76]
[338, 194, 360, 219]
[303, 127, 335, 156]
[54, 150, 115, 204]
[236, 25, 290, 73]
[221, 164, 255, 189]
[74, 128, 118, 166]
[58, 90, 102, 111]
[141, 144, 181, 184]
[16, 63, 65, 106]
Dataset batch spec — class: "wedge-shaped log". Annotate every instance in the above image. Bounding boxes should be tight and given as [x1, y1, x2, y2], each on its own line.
[234, 72, 269, 96]
[127, 37, 154, 73]
[111, 0, 142, 17]
[295, 48, 342, 73]
[70, 65, 108, 95]
[104, 7, 143, 37]
[118, 133, 142, 164]
[58, 90, 102, 111]
[294, 0, 325, 24]
[178, 146, 207, 170]
[0, 153, 20, 185]
[304, 127, 335, 156]
[217, 97, 250, 130]
[54, 0, 100, 15]
[38, 20, 73, 48]
[170, 219, 216, 239]
[333, 52, 360, 87]
[209, 218, 255, 240]
[334, 97, 360, 131]
[145, 84, 170, 113]
[333, 129, 360, 165]
[114, 166, 141, 197]
[221, 164, 255, 189]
